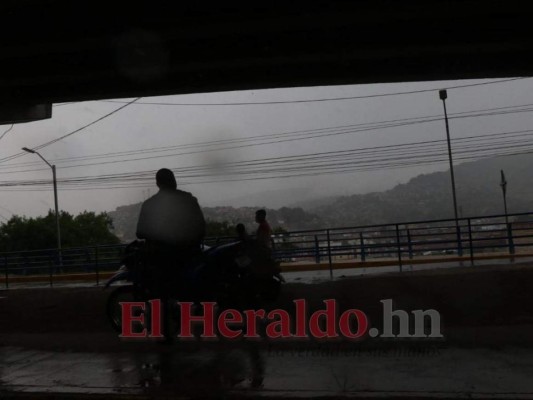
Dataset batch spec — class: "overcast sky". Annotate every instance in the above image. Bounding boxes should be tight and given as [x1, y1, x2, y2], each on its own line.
[0, 77, 531, 220]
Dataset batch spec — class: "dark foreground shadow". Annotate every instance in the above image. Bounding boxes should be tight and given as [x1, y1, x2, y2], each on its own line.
[134, 343, 265, 397]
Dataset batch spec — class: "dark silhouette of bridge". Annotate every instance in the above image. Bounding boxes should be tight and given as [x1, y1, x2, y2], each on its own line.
[1, 2, 533, 106]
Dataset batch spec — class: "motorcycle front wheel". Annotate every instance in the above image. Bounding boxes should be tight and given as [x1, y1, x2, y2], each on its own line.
[106, 285, 136, 333]
[106, 285, 177, 340]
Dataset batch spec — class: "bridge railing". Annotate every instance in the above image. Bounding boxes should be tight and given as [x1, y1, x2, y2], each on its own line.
[2, 211, 533, 288]
[204, 211, 533, 276]
[0, 244, 127, 288]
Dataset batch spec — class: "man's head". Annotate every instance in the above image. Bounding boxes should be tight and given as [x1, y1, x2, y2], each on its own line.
[255, 209, 266, 223]
[156, 168, 177, 190]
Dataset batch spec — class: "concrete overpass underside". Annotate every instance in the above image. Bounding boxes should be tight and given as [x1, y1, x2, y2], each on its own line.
[1, 1, 533, 105]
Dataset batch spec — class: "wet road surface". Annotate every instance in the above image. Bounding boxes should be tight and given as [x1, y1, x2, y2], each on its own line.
[3, 344, 533, 398]
[4, 261, 533, 397]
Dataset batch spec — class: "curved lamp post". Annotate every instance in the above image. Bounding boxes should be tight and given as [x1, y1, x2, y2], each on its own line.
[439, 90, 462, 256]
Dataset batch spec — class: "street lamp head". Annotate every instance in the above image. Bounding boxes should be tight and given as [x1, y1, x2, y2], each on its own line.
[22, 147, 36, 154]
[439, 89, 448, 100]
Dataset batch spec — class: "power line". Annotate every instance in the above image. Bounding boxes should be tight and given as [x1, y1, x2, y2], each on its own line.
[0, 98, 141, 165]
[100, 78, 526, 106]
[3, 131, 533, 191]
[2, 92, 533, 175]
[0, 79, 526, 171]
[0, 89, 532, 191]
[3, 102, 533, 175]
[0, 124, 14, 142]
[34, 97, 142, 151]
[0, 113, 446, 170]
[0, 145, 526, 192]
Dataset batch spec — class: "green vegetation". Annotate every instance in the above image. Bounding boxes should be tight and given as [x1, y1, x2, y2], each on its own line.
[0, 210, 120, 252]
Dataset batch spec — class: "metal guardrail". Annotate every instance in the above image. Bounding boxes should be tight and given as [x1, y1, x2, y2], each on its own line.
[2, 211, 533, 288]
[0, 244, 126, 288]
[204, 211, 533, 278]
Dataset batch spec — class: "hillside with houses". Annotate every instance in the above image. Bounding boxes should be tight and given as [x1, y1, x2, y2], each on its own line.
[109, 154, 533, 242]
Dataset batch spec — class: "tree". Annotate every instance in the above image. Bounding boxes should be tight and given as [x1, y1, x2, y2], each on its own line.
[0, 210, 120, 252]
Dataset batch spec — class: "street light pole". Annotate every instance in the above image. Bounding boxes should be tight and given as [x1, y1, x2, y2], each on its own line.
[22, 147, 62, 254]
[439, 90, 462, 256]
[52, 165, 61, 251]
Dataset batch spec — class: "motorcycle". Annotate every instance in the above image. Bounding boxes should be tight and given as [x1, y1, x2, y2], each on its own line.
[105, 240, 283, 334]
